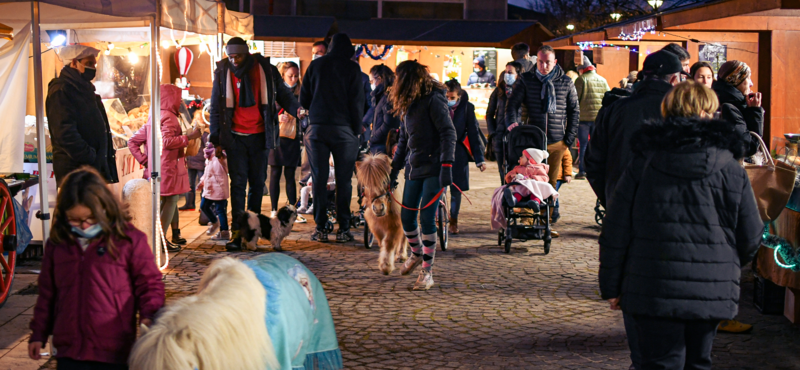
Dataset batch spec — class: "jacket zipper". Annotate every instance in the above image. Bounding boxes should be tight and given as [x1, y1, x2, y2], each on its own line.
[404, 118, 414, 177]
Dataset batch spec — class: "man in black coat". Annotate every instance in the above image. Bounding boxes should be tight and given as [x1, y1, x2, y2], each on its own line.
[209, 37, 303, 251]
[504, 45, 579, 189]
[300, 33, 365, 243]
[585, 50, 686, 207]
[47, 45, 118, 186]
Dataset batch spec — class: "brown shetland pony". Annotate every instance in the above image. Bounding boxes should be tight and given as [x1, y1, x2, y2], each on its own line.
[356, 153, 408, 275]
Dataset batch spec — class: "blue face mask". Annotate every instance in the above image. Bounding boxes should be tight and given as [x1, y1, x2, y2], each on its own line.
[447, 100, 458, 107]
[504, 74, 516, 86]
[72, 224, 103, 239]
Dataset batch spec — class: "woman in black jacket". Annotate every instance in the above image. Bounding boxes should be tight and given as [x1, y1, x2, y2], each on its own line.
[389, 60, 457, 291]
[712, 60, 763, 157]
[269, 62, 306, 222]
[486, 61, 522, 183]
[444, 79, 486, 234]
[599, 81, 762, 369]
[368, 64, 401, 155]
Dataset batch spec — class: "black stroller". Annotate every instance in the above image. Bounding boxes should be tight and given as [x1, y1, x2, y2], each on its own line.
[498, 125, 555, 254]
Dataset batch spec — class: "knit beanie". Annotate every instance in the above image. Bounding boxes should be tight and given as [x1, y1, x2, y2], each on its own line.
[523, 148, 548, 164]
[473, 56, 486, 69]
[718, 60, 750, 88]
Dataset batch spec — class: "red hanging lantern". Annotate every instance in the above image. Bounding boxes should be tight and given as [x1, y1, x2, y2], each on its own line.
[175, 46, 194, 77]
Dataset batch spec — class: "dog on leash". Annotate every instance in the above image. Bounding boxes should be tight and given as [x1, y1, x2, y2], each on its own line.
[238, 205, 298, 251]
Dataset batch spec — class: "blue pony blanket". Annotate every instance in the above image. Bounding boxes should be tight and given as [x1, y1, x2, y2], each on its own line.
[243, 254, 343, 370]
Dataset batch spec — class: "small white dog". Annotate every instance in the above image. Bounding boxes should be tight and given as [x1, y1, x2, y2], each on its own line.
[238, 205, 298, 251]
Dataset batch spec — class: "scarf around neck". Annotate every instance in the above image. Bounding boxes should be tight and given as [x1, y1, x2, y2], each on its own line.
[60, 66, 95, 92]
[535, 67, 559, 114]
[232, 54, 256, 108]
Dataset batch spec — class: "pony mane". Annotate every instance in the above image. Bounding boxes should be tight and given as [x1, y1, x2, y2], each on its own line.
[129, 257, 278, 370]
[356, 153, 392, 194]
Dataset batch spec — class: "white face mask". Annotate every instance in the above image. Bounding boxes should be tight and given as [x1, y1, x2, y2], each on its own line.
[312, 54, 321, 60]
[504, 74, 516, 86]
[370, 83, 376, 91]
[285, 81, 297, 89]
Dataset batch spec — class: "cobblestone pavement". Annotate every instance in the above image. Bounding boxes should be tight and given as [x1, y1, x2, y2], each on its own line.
[5, 162, 798, 370]
[158, 162, 799, 370]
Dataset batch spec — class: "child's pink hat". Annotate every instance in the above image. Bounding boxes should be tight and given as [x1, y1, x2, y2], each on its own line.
[523, 148, 549, 164]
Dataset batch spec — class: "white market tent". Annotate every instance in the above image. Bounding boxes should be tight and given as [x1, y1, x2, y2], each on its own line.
[0, 0, 252, 267]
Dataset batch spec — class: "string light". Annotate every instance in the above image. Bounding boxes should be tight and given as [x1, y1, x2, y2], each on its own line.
[128, 48, 138, 64]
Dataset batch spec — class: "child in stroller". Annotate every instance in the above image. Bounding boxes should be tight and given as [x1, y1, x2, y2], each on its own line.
[502, 148, 550, 213]
[297, 156, 336, 216]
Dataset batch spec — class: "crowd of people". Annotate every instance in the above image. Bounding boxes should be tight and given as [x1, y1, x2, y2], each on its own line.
[35, 36, 766, 370]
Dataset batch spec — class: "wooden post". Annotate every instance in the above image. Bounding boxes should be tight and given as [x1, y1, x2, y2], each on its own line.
[759, 31, 773, 148]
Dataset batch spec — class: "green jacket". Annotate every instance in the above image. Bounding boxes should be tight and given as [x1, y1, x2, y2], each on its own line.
[575, 70, 610, 122]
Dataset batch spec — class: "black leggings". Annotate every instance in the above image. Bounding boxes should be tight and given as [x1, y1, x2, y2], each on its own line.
[270, 165, 297, 211]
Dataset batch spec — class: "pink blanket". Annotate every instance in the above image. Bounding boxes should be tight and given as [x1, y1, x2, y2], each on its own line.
[491, 180, 559, 231]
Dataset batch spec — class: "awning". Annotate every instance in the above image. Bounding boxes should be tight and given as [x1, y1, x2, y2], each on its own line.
[253, 15, 337, 42]
[337, 18, 553, 48]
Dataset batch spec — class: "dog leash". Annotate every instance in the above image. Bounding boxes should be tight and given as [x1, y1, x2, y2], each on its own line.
[386, 183, 472, 212]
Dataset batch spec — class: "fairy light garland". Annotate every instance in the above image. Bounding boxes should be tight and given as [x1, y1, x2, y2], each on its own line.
[762, 225, 800, 272]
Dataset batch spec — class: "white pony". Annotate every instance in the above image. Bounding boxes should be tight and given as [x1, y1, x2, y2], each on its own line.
[129, 255, 343, 370]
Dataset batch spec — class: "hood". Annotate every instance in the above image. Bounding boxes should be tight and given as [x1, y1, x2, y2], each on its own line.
[630, 116, 747, 179]
[453, 89, 470, 112]
[328, 33, 355, 59]
[712, 79, 745, 107]
[602, 87, 631, 107]
[160, 84, 183, 114]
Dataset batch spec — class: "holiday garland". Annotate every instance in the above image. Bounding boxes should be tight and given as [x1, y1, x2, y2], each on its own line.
[355, 44, 394, 61]
[762, 224, 800, 271]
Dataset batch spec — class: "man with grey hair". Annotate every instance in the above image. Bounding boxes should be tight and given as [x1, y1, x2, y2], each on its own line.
[209, 37, 305, 251]
[47, 45, 118, 186]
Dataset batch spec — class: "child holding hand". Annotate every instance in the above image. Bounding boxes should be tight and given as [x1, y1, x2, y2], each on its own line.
[198, 142, 231, 240]
[29, 167, 164, 369]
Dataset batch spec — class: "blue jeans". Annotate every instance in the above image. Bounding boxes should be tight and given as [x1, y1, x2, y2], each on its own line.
[578, 121, 594, 173]
[201, 199, 229, 231]
[555, 180, 563, 209]
[401, 176, 442, 235]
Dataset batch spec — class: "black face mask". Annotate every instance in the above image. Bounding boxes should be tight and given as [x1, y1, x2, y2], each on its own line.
[81, 66, 96, 81]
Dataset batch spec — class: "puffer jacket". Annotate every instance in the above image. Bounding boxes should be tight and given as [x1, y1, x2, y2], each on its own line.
[575, 70, 609, 122]
[200, 155, 229, 201]
[369, 83, 401, 154]
[585, 79, 671, 207]
[128, 84, 190, 196]
[712, 80, 764, 157]
[599, 116, 762, 321]
[391, 89, 457, 180]
[504, 65, 579, 146]
[30, 224, 164, 364]
[46, 66, 118, 185]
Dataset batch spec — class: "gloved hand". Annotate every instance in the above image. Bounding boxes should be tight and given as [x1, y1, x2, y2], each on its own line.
[439, 164, 453, 188]
[389, 169, 400, 189]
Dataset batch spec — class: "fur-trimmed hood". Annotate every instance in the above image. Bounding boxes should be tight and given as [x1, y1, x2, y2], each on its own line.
[630, 116, 747, 179]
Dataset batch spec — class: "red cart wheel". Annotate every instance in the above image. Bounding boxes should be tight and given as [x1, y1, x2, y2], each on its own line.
[0, 180, 17, 309]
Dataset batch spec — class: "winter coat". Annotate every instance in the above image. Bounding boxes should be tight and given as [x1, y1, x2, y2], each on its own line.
[504, 163, 549, 184]
[599, 116, 763, 321]
[575, 70, 610, 122]
[451, 91, 486, 191]
[369, 83, 401, 154]
[186, 132, 209, 170]
[300, 33, 366, 135]
[467, 70, 496, 87]
[486, 87, 508, 137]
[391, 89, 457, 180]
[585, 79, 672, 207]
[200, 156, 230, 201]
[46, 66, 118, 185]
[270, 90, 302, 167]
[209, 54, 300, 150]
[712, 80, 764, 157]
[30, 224, 165, 364]
[504, 65, 580, 146]
[128, 84, 190, 196]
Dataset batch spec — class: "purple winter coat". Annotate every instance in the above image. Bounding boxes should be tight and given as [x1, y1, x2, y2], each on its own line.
[29, 224, 165, 364]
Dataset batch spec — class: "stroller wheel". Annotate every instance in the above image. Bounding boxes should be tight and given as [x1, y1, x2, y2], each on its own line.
[437, 205, 449, 251]
[544, 239, 551, 255]
[498, 229, 504, 246]
[504, 237, 512, 254]
[595, 211, 604, 226]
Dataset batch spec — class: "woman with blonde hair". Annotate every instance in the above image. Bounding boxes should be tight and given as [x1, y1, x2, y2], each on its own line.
[270, 61, 306, 222]
[388, 60, 456, 290]
[599, 81, 762, 369]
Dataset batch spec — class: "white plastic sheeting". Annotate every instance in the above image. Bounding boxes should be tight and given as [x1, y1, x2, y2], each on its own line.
[0, 21, 29, 172]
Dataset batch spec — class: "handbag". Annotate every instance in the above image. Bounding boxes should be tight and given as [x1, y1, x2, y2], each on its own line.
[485, 135, 496, 162]
[185, 122, 205, 157]
[278, 109, 297, 140]
[744, 132, 797, 222]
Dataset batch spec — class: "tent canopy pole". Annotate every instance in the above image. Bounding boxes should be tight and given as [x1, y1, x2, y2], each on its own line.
[30, 1, 49, 242]
[150, 4, 161, 259]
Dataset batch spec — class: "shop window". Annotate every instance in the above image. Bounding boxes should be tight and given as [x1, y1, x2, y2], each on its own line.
[383, 2, 463, 20]
[262, 42, 298, 58]
[298, 0, 377, 19]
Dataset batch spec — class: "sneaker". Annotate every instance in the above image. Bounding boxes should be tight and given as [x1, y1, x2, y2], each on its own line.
[551, 207, 561, 224]
[225, 231, 242, 251]
[575, 171, 586, 180]
[206, 222, 220, 235]
[213, 230, 231, 240]
[718, 319, 753, 334]
[270, 210, 277, 218]
[336, 229, 354, 243]
[178, 205, 195, 211]
[296, 215, 307, 223]
[171, 235, 187, 245]
[413, 270, 434, 291]
[550, 230, 560, 238]
[166, 242, 182, 253]
[400, 254, 422, 276]
[303, 206, 314, 215]
[311, 229, 329, 242]
[297, 206, 309, 214]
